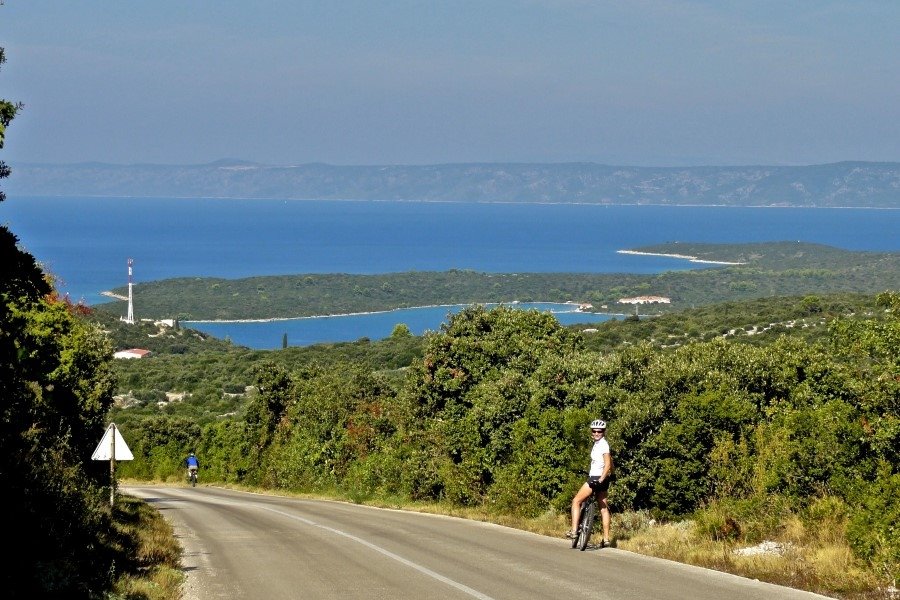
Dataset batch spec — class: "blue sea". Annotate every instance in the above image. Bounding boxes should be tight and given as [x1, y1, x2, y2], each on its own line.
[4, 196, 898, 348]
[185, 303, 616, 349]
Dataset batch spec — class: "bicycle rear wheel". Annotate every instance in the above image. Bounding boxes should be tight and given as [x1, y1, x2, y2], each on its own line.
[578, 500, 596, 551]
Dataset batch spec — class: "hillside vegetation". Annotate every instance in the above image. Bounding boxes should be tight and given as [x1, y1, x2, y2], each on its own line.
[93, 242, 900, 321]
[10, 160, 900, 208]
[99, 291, 878, 415]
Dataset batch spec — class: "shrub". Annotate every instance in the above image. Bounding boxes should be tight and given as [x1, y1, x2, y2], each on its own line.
[613, 510, 655, 540]
[694, 496, 793, 545]
[846, 468, 900, 582]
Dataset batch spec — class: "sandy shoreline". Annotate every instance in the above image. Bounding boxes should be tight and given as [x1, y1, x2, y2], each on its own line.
[100, 290, 129, 301]
[617, 249, 745, 265]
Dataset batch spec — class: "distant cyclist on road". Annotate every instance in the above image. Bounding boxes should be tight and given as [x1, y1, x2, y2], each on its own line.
[567, 419, 612, 547]
[185, 452, 199, 480]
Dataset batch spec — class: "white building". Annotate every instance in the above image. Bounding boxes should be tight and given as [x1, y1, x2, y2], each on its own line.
[113, 348, 152, 360]
[618, 295, 671, 305]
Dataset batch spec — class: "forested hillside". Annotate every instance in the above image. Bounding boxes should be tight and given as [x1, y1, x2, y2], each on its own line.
[9, 160, 900, 208]
[93, 242, 900, 321]
[99, 291, 880, 413]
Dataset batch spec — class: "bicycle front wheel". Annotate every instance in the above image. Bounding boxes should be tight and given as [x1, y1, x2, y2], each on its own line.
[578, 501, 597, 551]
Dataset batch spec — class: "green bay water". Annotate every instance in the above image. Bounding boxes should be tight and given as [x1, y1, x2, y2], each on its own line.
[4, 196, 899, 347]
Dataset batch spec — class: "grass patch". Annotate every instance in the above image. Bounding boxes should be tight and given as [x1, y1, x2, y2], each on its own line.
[616, 498, 888, 600]
[109, 495, 183, 600]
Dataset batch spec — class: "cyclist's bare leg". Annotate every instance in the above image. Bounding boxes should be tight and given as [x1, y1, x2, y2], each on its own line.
[570, 482, 594, 534]
[597, 490, 610, 542]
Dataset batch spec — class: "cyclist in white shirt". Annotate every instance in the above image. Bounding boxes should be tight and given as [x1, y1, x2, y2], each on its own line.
[567, 419, 612, 547]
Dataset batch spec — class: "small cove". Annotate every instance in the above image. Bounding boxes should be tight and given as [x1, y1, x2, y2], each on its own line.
[185, 302, 620, 349]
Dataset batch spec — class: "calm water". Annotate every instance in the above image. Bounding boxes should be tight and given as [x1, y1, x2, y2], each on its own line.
[4, 196, 898, 347]
[185, 303, 616, 349]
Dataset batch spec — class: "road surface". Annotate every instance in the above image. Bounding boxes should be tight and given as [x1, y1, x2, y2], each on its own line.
[125, 486, 832, 600]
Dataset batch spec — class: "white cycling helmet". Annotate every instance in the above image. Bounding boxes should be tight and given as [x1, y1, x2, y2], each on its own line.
[589, 419, 606, 430]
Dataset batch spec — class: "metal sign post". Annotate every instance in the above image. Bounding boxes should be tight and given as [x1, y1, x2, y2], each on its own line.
[91, 423, 134, 507]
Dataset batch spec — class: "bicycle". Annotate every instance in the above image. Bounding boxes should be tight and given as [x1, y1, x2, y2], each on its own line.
[571, 493, 597, 551]
[188, 468, 198, 487]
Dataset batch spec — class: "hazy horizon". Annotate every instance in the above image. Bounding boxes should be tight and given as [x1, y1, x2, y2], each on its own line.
[11, 157, 900, 169]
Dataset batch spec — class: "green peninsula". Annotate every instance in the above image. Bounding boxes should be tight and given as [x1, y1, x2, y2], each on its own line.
[94, 242, 900, 321]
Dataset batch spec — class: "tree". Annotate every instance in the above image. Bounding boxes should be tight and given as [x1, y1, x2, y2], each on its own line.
[0, 49, 22, 203]
[1, 44, 119, 597]
[391, 323, 412, 338]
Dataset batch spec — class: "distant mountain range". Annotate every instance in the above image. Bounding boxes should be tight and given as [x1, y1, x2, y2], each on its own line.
[8, 160, 900, 208]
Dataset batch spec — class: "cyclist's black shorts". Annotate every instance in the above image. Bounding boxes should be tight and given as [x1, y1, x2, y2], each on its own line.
[588, 476, 610, 492]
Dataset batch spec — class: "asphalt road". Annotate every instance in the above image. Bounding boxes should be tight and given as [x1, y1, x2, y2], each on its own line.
[125, 486, 833, 600]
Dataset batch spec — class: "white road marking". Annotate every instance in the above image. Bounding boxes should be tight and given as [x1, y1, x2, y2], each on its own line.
[131, 489, 497, 599]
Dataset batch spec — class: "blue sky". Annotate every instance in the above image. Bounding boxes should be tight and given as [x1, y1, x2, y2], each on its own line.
[2, 1, 899, 166]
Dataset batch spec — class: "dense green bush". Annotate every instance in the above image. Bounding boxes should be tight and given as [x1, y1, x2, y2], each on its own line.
[2, 227, 119, 596]
[846, 468, 900, 581]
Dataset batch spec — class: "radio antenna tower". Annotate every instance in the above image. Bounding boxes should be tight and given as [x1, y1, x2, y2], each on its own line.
[124, 258, 135, 324]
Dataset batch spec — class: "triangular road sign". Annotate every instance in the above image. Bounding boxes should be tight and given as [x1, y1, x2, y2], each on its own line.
[91, 423, 134, 461]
